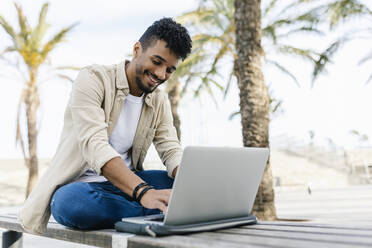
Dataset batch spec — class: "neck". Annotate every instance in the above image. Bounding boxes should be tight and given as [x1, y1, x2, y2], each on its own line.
[125, 61, 143, 97]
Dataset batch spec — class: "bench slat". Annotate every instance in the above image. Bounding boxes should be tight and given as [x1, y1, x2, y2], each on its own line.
[260, 221, 372, 230]
[216, 227, 372, 247]
[244, 223, 372, 236]
[0, 215, 133, 248]
[190, 231, 364, 248]
[127, 235, 263, 248]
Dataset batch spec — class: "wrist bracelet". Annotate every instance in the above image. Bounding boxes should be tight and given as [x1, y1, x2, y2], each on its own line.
[132, 182, 148, 200]
[136, 185, 155, 204]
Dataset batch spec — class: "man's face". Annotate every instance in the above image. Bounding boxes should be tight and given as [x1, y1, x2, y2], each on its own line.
[134, 40, 179, 94]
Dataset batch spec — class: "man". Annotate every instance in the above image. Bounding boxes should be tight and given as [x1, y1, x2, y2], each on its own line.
[18, 18, 192, 234]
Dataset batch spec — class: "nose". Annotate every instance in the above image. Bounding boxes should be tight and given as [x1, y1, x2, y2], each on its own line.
[154, 66, 166, 81]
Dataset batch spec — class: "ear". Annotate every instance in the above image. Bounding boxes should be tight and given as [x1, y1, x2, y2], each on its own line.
[133, 41, 142, 58]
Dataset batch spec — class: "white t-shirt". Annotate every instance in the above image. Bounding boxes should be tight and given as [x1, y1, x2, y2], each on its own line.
[74, 93, 144, 183]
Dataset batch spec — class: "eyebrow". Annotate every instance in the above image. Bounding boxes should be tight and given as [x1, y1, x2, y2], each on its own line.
[153, 55, 177, 71]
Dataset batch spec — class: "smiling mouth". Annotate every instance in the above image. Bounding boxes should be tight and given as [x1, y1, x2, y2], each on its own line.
[146, 72, 161, 87]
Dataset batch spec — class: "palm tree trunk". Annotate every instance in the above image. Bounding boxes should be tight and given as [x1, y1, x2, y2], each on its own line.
[167, 82, 182, 141]
[25, 71, 40, 197]
[234, 0, 277, 220]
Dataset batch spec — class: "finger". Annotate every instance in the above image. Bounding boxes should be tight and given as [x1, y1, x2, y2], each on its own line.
[159, 189, 172, 197]
[158, 194, 170, 205]
[156, 201, 167, 213]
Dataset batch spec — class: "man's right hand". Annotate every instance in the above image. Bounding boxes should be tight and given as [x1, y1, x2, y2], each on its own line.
[102, 157, 172, 213]
[139, 188, 171, 213]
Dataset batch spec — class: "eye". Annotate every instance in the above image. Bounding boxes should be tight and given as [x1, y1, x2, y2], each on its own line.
[152, 60, 161, 65]
[166, 68, 173, 74]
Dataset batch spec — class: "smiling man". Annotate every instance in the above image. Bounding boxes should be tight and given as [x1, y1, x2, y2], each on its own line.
[18, 18, 192, 234]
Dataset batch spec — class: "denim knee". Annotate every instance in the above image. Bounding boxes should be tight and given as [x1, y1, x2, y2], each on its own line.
[50, 183, 91, 229]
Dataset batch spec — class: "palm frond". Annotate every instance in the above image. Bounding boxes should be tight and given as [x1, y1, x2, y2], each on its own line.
[271, 99, 283, 114]
[178, 71, 206, 96]
[263, 0, 280, 18]
[266, 10, 321, 31]
[228, 111, 240, 121]
[0, 15, 21, 47]
[207, 41, 233, 76]
[14, 3, 31, 42]
[358, 51, 372, 65]
[365, 73, 372, 85]
[278, 26, 325, 38]
[312, 38, 347, 85]
[277, 45, 317, 62]
[0, 46, 17, 57]
[30, 3, 50, 49]
[266, 60, 300, 87]
[194, 77, 219, 108]
[223, 70, 235, 100]
[55, 65, 81, 71]
[177, 8, 216, 26]
[275, 0, 323, 19]
[193, 33, 225, 46]
[40, 22, 78, 61]
[262, 25, 278, 44]
[326, 0, 372, 30]
[57, 73, 74, 83]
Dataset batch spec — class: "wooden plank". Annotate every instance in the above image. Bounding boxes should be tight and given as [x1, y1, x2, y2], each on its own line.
[127, 235, 262, 248]
[216, 227, 372, 247]
[190, 231, 367, 248]
[245, 223, 372, 236]
[0, 215, 133, 248]
[259, 221, 372, 230]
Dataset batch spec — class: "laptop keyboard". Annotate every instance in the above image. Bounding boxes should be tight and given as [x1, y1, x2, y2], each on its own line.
[144, 215, 165, 222]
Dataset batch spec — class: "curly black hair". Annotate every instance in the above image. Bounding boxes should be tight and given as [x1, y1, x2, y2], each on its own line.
[139, 18, 192, 61]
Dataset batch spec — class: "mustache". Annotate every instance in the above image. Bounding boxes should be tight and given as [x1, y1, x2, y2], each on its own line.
[144, 69, 165, 84]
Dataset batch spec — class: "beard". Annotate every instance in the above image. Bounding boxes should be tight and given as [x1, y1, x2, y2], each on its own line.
[135, 63, 163, 94]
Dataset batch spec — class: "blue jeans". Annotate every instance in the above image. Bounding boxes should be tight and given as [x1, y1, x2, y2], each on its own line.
[50, 170, 173, 230]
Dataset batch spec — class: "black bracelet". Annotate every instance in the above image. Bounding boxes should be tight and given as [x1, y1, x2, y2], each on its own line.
[133, 182, 148, 200]
[136, 185, 155, 204]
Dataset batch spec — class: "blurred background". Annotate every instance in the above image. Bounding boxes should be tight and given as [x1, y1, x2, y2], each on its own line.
[1, 1, 372, 245]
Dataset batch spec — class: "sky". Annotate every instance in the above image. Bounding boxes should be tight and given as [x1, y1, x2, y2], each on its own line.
[0, 0, 371, 160]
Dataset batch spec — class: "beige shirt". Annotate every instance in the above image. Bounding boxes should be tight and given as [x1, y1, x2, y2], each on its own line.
[18, 61, 182, 234]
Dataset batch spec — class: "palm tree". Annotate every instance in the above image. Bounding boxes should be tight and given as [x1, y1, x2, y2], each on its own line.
[176, 0, 371, 219]
[234, 0, 276, 220]
[0, 3, 77, 197]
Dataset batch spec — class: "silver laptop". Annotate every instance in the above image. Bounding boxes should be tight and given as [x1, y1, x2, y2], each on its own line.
[122, 146, 269, 229]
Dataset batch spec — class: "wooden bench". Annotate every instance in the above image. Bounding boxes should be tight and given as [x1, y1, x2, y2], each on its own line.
[2, 213, 372, 248]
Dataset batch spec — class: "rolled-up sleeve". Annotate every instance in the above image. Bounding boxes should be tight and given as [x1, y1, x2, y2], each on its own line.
[153, 94, 183, 178]
[69, 68, 120, 174]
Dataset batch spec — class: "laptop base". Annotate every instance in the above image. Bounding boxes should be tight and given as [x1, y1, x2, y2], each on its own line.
[115, 215, 257, 237]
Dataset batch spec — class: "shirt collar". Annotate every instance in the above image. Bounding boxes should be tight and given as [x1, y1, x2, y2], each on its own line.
[116, 60, 153, 107]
